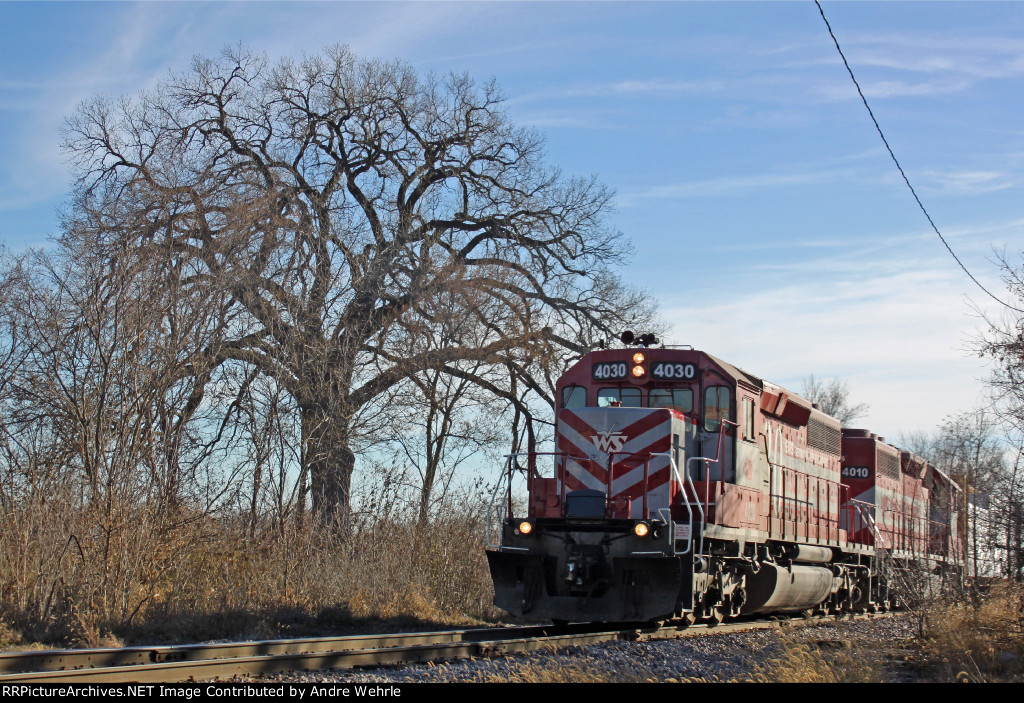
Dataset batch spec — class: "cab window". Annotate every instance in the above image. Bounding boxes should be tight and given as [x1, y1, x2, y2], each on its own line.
[561, 385, 586, 408]
[703, 386, 731, 432]
[598, 387, 642, 408]
[649, 388, 694, 413]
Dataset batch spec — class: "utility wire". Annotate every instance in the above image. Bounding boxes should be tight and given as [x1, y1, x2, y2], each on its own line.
[814, 0, 1022, 313]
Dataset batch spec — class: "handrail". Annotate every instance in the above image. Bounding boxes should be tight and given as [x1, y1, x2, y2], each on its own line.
[699, 418, 738, 511]
[649, 451, 693, 555]
[882, 508, 933, 556]
[680, 418, 737, 557]
[487, 451, 588, 547]
[855, 502, 887, 550]
[769, 463, 843, 542]
[485, 456, 511, 549]
[599, 448, 668, 518]
[492, 433, 743, 558]
[843, 497, 875, 546]
[684, 457, 709, 557]
[489, 448, 702, 553]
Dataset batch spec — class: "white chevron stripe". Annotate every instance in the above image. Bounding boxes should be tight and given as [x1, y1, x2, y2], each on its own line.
[560, 447, 673, 495]
[560, 440, 671, 493]
[557, 410, 679, 515]
[611, 457, 670, 494]
[565, 459, 608, 491]
[559, 418, 670, 466]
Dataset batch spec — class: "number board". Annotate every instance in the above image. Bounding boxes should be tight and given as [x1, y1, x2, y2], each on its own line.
[592, 362, 628, 380]
[841, 466, 872, 479]
[651, 362, 697, 380]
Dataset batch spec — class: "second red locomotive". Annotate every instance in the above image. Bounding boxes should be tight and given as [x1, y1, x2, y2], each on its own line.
[486, 338, 962, 623]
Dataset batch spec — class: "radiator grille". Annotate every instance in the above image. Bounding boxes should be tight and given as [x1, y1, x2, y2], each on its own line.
[877, 450, 900, 480]
[808, 418, 841, 455]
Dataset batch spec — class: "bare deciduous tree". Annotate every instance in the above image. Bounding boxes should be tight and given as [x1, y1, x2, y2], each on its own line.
[977, 250, 1024, 578]
[0, 229, 223, 510]
[979, 250, 1024, 431]
[0, 225, 246, 630]
[899, 411, 1007, 581]
[386, 369, 503, 525]
[801, 374, 869, 425]
[63, 45, 639, 522]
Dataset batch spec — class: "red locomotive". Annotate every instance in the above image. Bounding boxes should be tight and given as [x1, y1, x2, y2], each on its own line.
[486, 337, 962, 623]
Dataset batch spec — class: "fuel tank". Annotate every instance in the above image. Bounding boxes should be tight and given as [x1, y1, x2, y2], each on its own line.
[741, 563, 835, 614]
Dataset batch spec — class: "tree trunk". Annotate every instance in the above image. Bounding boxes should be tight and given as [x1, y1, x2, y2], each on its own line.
[301, 401, 356, 527]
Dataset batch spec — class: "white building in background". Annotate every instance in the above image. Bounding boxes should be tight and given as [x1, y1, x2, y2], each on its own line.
[966, 496, 1008, 580]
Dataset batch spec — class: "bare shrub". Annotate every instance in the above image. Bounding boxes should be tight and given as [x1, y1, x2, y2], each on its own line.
[921, 581, 1024, 682]
[0, 484, 500, 647]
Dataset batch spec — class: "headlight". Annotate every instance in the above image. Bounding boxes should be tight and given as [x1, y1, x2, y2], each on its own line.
[518, 520, 534, 535]
[634, 522, 650, 538]
[632, 352, 646, 364]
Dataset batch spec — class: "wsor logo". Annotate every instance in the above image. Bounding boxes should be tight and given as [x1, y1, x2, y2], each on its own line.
[591, 431, 627, 453]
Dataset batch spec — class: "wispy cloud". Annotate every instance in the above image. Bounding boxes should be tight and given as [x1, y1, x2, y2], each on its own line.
[851, 33, 1024, 79]
[0, 5, 173, 220]
[923, 170, 1017, 195]
[709, 106, 811, 130]
[514, 112, 621, 130]
[508, 78, 726, 106]
[813, 31, 1024, 101]
[660, 252, 1000, 436]
[603, 79, 727, 96]
[616, 167, 861, 204]
[818, 77, 972, 101]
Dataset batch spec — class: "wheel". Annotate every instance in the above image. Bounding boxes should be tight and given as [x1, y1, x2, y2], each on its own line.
[707, 607, 726, 626]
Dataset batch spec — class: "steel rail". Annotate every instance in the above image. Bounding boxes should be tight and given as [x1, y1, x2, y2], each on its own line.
[0, 623, 605, 676]
[0, 613, 891, 683]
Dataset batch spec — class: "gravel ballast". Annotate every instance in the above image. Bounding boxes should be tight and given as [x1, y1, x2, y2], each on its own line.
[229, 615, 919, 683]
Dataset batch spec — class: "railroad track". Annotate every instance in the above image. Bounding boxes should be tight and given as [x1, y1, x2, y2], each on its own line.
[0, 613, 888, 683]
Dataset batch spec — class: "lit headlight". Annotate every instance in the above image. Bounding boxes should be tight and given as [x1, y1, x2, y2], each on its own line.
[632, 352, 646, 364]
[518, 520, 534, 535]
[634, 522, 650, 538]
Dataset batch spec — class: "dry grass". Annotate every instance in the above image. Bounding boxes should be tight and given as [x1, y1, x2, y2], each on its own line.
[747, 582, 1024, 683]
[741, 634, 884, 683]
[0, 492, 501, 648]
[7, 469, 1021, 686]
[919, 581, 1024, 682]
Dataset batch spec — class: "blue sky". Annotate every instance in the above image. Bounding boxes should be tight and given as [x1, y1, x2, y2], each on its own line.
[1, 1, 1023, 440]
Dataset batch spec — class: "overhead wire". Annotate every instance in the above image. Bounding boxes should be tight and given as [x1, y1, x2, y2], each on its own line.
[814, 0, 1022, 313]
